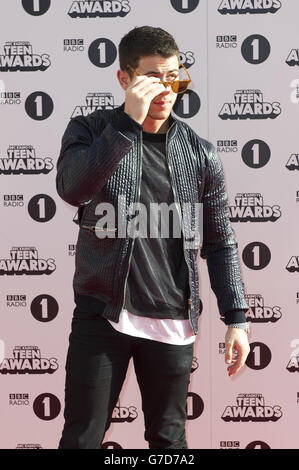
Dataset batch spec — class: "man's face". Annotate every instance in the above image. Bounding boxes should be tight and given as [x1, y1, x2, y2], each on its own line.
[133, 54, 179, 121]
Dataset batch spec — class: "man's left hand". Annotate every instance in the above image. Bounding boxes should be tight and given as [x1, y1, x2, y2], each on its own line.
[225, 327, 250, 377]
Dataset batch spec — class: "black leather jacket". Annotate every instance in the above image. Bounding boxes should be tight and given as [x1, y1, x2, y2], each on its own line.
[56, 104, 249, 335]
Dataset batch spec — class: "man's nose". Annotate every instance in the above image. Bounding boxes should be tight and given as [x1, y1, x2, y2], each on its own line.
[157, 88, 171, 97]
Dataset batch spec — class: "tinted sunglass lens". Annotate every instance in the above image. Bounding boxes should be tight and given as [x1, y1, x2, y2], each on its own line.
[171, 81, 180, 93]
[159, 80, 189, 93]
[177, 80, 189, 93]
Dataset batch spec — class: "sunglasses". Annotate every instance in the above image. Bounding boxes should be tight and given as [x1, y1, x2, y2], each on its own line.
[128, 62, 191, 94]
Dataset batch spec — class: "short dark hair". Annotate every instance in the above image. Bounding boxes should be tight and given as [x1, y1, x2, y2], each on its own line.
[119, 26, 180, 75]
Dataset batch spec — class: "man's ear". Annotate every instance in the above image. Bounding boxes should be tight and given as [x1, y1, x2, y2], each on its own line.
[117, 69, 131, 91]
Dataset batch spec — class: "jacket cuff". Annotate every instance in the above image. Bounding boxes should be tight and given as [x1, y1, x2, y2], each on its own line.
[223, 309, 248, 325]
[120, 109, 144, 133]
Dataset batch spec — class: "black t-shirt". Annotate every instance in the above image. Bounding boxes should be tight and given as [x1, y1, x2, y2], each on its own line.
[123, 130, 190, 320]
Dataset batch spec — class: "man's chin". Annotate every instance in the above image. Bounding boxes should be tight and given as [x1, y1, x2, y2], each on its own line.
[148, 109, 172, 121]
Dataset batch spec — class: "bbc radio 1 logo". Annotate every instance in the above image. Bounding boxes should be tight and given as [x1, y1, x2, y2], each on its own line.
[88, 38, 117, 68]
[173, 90, 201, 119]
[217, 140, 238, 154]
[286, 339, 299, 372]
[241, 35, 270, 64]
[25, 92, 54, 120]
[0, 145, 54, 175]
[219, 89, 281, 120]
[3, 195, 24, 207]
[217, 34, 271, 64]
[33, 393, 61, 420]
[7, 294, 27, 308]
[6, 294, 59, 323]
[246, 342, 272, 370]
[216, 35, 237, 49]
[2, 193, 56, 222]
[217, 139, 272, 168]
[0, 346, 58, 374]
[216, 35, 238, 49]
[286, 154, 299, 170]
[68, 0, 131, 18]
[245, 294, 282, 323]
[72, 93, 116, 117]
[218, 0, 282, 15]
[0, 42, 50, 72]
[22, 0, 51, 16]
[246, 441, 271, 449]
[63, 39, 84, 53]
[222, 394, 282, 422]
[0, 247, 56, 276]
[229, 193, 281, 222]
[220, 440, 270, 449]
[9, 393, 29, 406]
[0, 91, 21, 106]
[242, 140, 271, 168]
[219, 441, 240, 449]
[242, 242, 271, 271]
[7, 392, 62, 422]
[171, 0, 200, 13]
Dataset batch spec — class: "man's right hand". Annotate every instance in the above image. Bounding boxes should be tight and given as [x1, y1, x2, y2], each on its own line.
[124, 75, 166, 125]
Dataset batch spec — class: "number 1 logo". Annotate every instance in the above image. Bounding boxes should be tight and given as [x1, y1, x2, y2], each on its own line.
[22, 0, 51, 15]
[25, 92, 54, 120]
[88, 38, 117, 68]
[241, 35, 271, 64]
[33, 393, 61, 420]
[170, 0, 200, 13]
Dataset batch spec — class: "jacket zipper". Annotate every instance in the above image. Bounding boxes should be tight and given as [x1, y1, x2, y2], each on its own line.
[165, 123, 195, 335]
[81, 225, 117, 233]
[120, 130, 143, 315]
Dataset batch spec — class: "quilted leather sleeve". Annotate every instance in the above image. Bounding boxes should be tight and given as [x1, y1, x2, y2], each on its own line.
[56, 113, 137, 207]
[199, 143, 249, 321]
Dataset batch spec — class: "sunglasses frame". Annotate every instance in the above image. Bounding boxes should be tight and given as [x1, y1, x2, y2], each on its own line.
[127, 62, 191, 94]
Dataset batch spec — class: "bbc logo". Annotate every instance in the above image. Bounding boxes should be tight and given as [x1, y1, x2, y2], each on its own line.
[4, 195, 23, 201]
[7, 295, 26, 301]
[216, 36, 237, 42]
[9, 394, 29, 400]
[63, 39, 84, 46]
[217, 140, 237, 147]
[220, 441, 240, 448]
[0, 92, 20, 99]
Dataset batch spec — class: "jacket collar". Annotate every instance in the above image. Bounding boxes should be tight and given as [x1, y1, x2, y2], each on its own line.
[116, 102, 178, 139]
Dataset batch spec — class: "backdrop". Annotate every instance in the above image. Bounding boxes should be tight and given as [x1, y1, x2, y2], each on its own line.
[0, 0, 298, 450]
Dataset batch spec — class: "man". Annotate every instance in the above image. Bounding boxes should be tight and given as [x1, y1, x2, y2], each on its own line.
[56, 26, 250, 450]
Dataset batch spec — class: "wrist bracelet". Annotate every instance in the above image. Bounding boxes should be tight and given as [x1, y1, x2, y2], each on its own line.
[228, 322, 249, 333]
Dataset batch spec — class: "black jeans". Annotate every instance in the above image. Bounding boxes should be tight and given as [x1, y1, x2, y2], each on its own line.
[58, 307, 194, 449]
